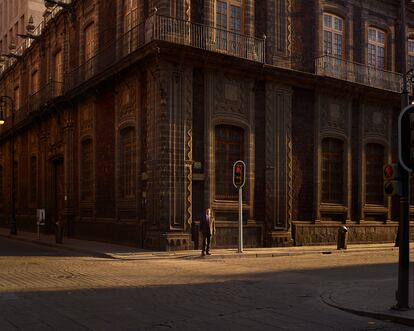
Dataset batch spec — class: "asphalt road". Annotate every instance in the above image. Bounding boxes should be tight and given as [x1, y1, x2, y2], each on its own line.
[0, 236, 412, 331]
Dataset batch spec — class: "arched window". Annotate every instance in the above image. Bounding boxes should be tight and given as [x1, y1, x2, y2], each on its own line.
[365, 143, 384, 205]
[323, 13, 343, 59]
[80, 139, 93, 201]
[322, 138, 344, 203]
[215, 125, 244, 200]
[368, 27, 386, 69]
[120, 127, 136, 199]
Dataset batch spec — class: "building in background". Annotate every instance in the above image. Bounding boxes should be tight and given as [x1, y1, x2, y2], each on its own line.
[0, 0, 45, 53]
[0, 0, 413, 250]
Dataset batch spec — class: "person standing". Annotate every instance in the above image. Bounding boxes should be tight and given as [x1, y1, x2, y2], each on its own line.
[200, 208, 215, 256]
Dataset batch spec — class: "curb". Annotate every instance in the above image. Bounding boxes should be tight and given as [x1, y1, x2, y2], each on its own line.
[0, 231, 401, 261]
[321, 290, 414, 327]
[107, 246, 398, 261]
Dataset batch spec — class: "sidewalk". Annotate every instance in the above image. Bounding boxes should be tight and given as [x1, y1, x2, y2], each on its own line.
[1, 227, 414, 327]
[0, 227, 402, 260]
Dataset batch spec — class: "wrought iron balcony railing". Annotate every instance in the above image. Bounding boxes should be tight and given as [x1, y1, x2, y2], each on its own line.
[28, 80, 64, 113]
[65, 14, 265, 91]
[153, 15, 265, 63]
[315, 55, 403, 93]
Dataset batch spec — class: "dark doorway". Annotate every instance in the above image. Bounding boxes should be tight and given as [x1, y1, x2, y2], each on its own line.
[47, 158, 64, 233]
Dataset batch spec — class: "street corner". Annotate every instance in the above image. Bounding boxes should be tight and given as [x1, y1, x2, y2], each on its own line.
[321, 282, 414, 328]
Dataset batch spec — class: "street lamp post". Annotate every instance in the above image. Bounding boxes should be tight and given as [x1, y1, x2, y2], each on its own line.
[0, 95, 16, 236]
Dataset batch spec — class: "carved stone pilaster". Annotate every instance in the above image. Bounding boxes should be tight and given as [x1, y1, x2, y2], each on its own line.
[62, 116, 75, 235]
[265, 82, 293, 246]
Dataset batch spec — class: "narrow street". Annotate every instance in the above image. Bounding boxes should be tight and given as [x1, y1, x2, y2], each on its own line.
[0, 237, 413, 330]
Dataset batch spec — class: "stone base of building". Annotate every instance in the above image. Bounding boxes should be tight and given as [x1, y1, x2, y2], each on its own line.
[292, 222, 414, 245]
[144, 231, 192, 251]
[265, 231, 294, 247]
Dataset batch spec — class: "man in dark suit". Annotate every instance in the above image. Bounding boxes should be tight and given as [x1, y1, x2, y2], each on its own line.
[200, 208, 215, 256]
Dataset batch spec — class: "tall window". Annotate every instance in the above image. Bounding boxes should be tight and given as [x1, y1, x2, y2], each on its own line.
[124, 0, 138, 32]
[323, 13, 343, 59]
[54, 50, 63, 82]
[84, 23, 95, 78]
[365, 143, 384, 205]
[408, 39, 414, 69]
[81, 139, 93, 201]
[368, 27, 386, 69]
[120, 127, 136, 199]
[54, 50, 63, 96]
[215, 125, 244, 200]
[31, 70, 39, 95]
[322, 138, 344, 204]
[30, 156, 37, 204]
[216, 0, 243, 53]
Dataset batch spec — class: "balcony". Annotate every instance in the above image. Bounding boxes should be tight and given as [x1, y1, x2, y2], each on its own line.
[315, 55, 403, 93]
[153, 15, 265, 63]
[65, 14, 265, 92]
[28, 80, 64, 113]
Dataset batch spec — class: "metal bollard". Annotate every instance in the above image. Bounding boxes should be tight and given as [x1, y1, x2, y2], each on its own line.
[337, 226, 348, 250]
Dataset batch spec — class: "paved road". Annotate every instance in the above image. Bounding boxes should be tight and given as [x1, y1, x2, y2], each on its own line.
[0, 237, 412, 331]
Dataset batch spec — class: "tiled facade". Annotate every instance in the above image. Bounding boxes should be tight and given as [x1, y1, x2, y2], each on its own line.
[0, 0, 413, 250]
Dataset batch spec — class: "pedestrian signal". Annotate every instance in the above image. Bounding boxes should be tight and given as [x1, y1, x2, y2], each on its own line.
[383, 164, 401, 197]
[233, 160, 246, 188]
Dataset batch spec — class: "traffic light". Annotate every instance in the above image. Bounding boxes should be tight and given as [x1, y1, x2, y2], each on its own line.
[233, 161, 246, 188]
[383, 163, 401, 196]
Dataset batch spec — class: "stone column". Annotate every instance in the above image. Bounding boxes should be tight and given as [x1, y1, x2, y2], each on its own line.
[145, 63, 193, 250]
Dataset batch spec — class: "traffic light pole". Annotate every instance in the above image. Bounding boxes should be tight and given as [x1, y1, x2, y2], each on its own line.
[396, 0, 410, 310]
[238, 187, 243, 254]
[397, 168, 410, 309]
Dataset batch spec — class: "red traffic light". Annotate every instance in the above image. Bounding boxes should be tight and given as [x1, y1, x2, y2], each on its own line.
[384, 165, 393, 178]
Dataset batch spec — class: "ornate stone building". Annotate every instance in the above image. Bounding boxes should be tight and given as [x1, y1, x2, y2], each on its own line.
[0, 0, 413, 250]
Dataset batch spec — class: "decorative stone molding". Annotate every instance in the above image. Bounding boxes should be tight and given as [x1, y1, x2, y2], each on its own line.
[214, 73, 249, 118]
[320, 95, 348, 134]
[363, 104, 389, 138]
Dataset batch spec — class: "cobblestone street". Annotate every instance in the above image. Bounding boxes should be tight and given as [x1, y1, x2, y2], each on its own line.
[0, 237, 413, 330]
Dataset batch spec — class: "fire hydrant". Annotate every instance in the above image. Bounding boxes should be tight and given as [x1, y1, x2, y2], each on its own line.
[337, 226, 348, 250]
